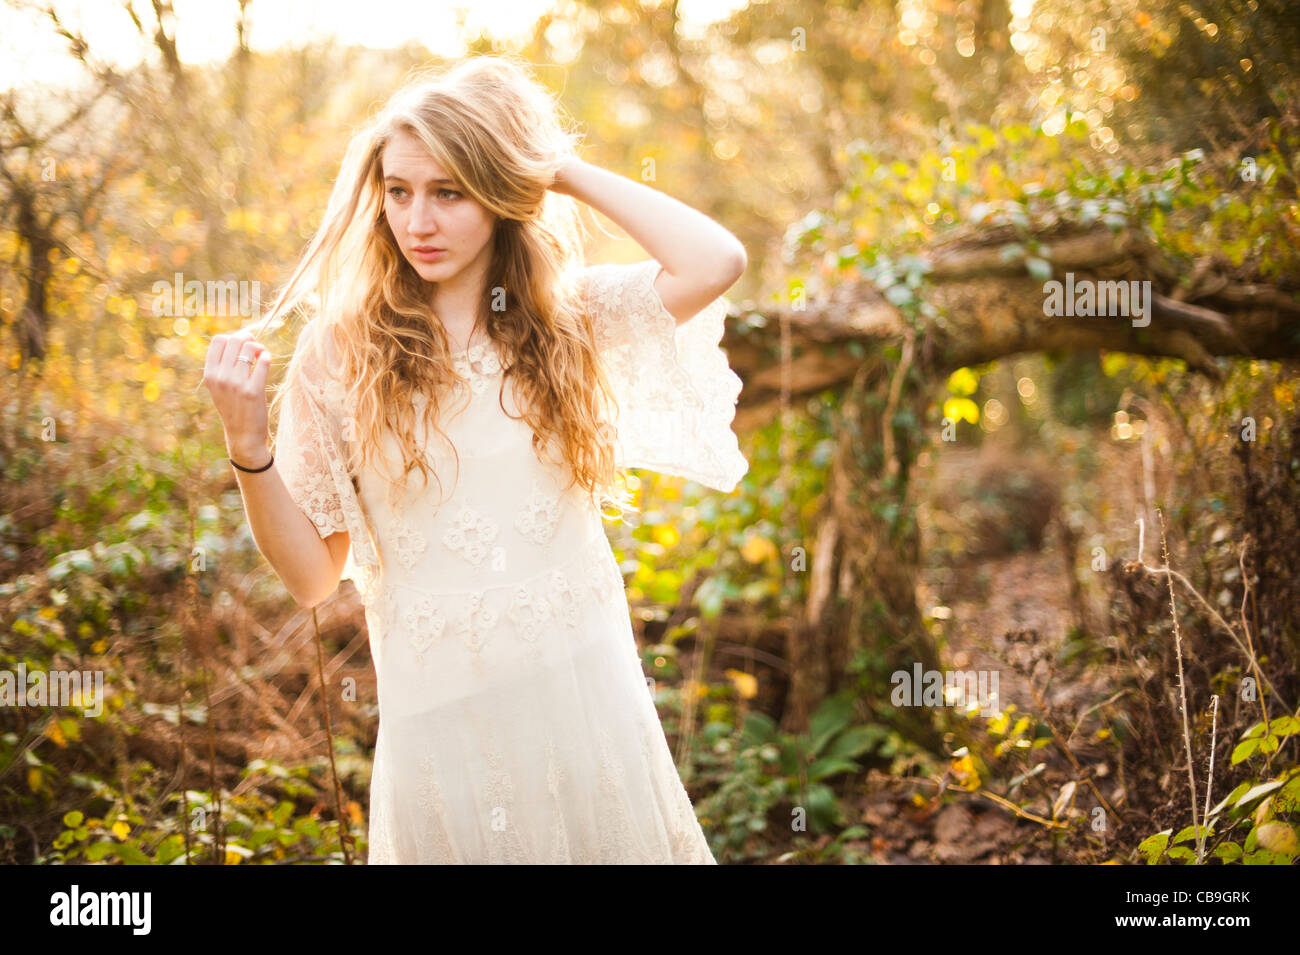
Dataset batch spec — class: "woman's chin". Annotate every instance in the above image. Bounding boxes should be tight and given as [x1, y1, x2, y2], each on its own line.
[409, 258, 449, 281]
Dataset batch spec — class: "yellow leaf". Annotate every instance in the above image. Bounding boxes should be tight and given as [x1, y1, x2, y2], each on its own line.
[112, 820, 131, 840]
[224, 848, 244, 865]
[950, 752, 982, 791]
[946, 367, 979, 396]
[740, 533, 777, 563]
[725, 668, 758, 699]
[45, 722, 67, 748]
[943, 397, 980, 425]
[652, 524, 680, 548]
[27, 767, 42, 793]
[347, 800, 364, 826]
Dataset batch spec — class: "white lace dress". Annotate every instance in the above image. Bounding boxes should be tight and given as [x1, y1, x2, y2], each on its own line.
[273, 258, 748, 864]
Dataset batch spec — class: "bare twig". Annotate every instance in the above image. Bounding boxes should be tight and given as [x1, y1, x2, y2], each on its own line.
[1199, 695, 1219, 864]
[1157, 509, 1200, 861]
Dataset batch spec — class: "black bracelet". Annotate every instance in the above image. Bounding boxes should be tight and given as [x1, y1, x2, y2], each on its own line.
[230, 452, 274, 473]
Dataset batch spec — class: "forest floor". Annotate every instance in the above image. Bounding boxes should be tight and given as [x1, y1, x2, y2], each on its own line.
[857, 549, 1083, 864]
[793, 434, 1144, 865]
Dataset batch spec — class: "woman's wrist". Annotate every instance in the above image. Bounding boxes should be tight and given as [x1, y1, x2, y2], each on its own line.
[548, 155, 583, 195]
[228, 440, 272, 471]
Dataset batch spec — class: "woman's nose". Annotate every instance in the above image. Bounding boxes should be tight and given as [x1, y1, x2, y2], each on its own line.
[407, 197, 438, 236]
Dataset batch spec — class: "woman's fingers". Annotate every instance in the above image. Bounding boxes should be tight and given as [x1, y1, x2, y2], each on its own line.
[248, 347, 272, 392]
[202, 329, 271, 420]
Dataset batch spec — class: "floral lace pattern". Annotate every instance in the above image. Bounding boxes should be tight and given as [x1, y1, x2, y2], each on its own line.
[441, 503, 500, 567]
[384, 527, 623, 665]
[580, 258, 749, 493]
[402, 593, 447, 662]
[514, 478, 563, 545]
[451, 339, 506, 396]
[385, 514, 427, 571]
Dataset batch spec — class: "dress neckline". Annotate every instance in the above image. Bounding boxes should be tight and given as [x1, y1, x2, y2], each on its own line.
[452, 338, 497, 360]
[449, 338, 505, 393]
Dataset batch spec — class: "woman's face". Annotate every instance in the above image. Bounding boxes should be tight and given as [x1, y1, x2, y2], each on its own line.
[381, 127, 496, 284]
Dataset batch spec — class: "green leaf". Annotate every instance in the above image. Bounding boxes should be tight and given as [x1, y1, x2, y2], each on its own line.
[1172, 824, 1212, 844]
[808, 691, 857, 756]
[1235, 778, 1286, 807]
[1212, 842, 1243, 863]
[1138, 829, 1171, 864]
[1268, 716, 1300, 737]
[1231, 738, 1260, 764]
[113, 842, 150, 865]
[807, 756, 862, 782]
[154, 834, 186, 865]
[62, 810, 84, 828]
[821, 724, 887, 761]
[84, 840, 116, 861]
[739, 712, 779, 748]
[1272, 775, 1300, 813]
[805, 782, 844, 831]
[1207, 781, 1252, 820]
[1242, 721, 1268, 740]
[1243, 848, 1291, 864]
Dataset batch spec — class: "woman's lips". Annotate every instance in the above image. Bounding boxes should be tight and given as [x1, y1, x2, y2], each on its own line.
[412, 246, 447, 261]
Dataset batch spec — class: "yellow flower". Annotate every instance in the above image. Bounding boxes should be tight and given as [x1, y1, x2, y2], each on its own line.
[111, 820, 131, 840]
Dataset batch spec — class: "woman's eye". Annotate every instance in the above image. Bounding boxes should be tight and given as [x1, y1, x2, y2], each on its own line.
[387, 186, 407, 199]
[438, 189, 461, 200]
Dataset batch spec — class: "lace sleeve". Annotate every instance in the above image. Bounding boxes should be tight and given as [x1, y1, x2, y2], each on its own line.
[273, 318, 383, 600]
[275, 323, 350, 538]
[580, 259, 749, 493]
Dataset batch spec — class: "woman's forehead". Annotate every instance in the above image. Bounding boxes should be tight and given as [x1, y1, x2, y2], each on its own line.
[382, 130, 452, 182]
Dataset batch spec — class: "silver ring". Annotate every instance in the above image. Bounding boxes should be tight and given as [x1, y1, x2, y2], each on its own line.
[236, 356, 253, 365]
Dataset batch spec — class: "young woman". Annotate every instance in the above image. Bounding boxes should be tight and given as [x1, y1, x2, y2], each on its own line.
[203, 54, 748, 864]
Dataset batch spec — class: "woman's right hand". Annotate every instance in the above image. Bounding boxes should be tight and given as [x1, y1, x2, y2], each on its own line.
[203, 327, 273, 466]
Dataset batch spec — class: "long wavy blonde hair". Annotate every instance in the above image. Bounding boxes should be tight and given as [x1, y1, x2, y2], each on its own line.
[259, 54, 633, 519]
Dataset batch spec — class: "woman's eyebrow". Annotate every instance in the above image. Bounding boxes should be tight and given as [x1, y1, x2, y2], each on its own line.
[383, 174, 456, 184]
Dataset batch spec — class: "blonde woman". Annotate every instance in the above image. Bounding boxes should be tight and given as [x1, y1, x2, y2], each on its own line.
[203, 53, 748, 864]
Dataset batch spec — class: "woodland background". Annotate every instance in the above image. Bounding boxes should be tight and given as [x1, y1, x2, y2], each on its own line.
[1, 0, 1298, 864]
